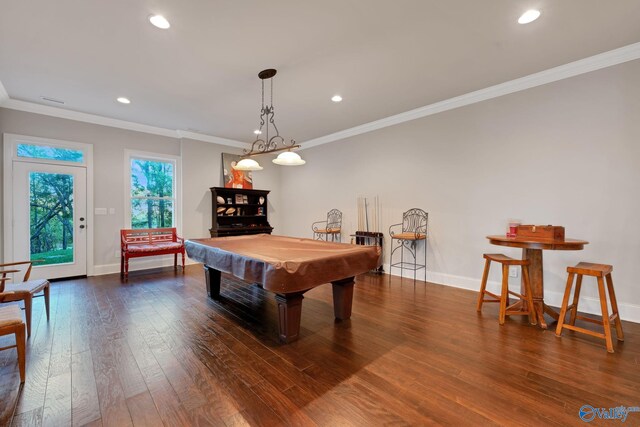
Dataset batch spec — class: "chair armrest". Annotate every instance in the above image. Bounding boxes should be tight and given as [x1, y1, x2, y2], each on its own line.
[388, 223, 402, 236]
[311, 221, 327, 232]
[176, 236, 184, 245]
[0, 261, 33, 268]
[0, 269, 21, 275]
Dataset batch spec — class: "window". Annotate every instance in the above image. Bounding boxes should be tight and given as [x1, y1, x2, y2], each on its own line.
[17, 143, 84, 163]
[129, 157, 176, 229]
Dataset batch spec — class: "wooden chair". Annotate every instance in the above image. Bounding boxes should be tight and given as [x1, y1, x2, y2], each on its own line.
[0, 304, 27, 383]
[477, 254, 537, 325]
[389, 209, 428, 282]
[0, 261, 51, 337]
[312, 209, 343, 242]
[556, 262, 624, 353]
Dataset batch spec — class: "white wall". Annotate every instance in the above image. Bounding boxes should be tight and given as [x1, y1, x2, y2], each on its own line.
[278, 59, 640, 322]
[0, 109, 281, 274]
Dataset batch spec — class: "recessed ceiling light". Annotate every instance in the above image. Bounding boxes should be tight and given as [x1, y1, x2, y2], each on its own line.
[254, 129, 262, 135]
[331, 95, 343, 103]
[518, 9, 541, 24]
[149, 15, 170, 29]
[117, 97, 131, 104]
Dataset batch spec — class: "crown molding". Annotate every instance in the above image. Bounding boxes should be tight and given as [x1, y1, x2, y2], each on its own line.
[0, 80, 9, 106]
[301, 41, 640, 150]
[0, 97, 249, 149]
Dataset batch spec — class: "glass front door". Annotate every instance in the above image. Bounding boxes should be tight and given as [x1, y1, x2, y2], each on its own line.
[13, 162, 87, 279]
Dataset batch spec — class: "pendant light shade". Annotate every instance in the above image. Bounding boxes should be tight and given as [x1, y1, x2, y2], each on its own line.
[235, 158, 263, 171]
[272, 151, 306, 166]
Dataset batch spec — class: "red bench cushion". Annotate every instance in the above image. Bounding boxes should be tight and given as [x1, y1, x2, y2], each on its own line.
[126, 242, 183, 253]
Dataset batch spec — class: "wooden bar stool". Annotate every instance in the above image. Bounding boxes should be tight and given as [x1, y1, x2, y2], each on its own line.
[555, 262, 624, 353]
[0, 305, 27, 383]
[477, 254, 537, 325]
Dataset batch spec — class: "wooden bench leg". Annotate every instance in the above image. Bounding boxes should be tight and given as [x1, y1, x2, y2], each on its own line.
[174, 253, 177, 270]
[182, 250, 186, 272]
[120, 254, 124, 278]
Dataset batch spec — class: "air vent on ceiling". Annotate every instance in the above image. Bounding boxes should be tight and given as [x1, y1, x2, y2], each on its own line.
[40, 96, 65, 105]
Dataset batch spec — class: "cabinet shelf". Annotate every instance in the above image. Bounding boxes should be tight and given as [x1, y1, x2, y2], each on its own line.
[210, 187, 272, 238]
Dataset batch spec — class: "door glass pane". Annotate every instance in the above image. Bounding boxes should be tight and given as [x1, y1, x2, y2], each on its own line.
[131, 199, 173, 228]
[29, 172, 74, 266]
[18, 143, 84, 163]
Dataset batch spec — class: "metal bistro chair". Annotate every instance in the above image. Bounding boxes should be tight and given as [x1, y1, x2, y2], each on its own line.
[312, 209, 343, 242]
[389, 209, 428, 282]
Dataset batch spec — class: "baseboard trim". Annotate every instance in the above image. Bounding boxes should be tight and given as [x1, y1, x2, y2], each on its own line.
[93, 256, 198, 276]
[383, 264, 640, 324]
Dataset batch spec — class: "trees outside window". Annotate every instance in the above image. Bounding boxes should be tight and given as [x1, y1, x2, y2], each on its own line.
[130, 158, 175, 229]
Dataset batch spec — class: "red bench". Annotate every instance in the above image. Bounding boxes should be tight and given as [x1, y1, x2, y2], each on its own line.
[120, 228, 185, 278]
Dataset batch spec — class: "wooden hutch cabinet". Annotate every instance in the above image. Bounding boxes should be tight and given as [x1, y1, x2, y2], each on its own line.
[209, 187, 273, 237]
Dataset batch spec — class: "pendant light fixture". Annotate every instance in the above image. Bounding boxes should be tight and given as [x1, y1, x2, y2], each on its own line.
[235, 69, 305, 171]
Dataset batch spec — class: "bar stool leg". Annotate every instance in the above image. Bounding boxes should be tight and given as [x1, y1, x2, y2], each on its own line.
[596, 276, 614, 353]
[569, 274, 583, 326]
[476, 259, 491, 312]
[605, 273, 624, 342]
[499, 264, 509, 325]
[521, 265, 537, 325]
[555, 272, 575, 337]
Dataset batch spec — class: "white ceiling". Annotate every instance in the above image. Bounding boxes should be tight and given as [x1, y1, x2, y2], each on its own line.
[1, 1, 640, 144]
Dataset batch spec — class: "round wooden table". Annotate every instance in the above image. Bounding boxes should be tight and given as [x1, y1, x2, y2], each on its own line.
[486, 235, 589, 329]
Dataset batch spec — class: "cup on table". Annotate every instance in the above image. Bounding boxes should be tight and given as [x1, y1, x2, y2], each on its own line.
[507, 220, 521, 238]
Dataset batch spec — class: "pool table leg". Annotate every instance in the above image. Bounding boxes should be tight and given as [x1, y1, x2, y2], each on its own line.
[204, 265, 221, 299]
[332, 277, 355, 320]
[275, 293, 305, 343]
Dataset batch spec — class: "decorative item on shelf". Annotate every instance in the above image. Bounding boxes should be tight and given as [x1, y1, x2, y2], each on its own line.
[225, 207, 236, 216]
[216, 207, 226, 214]
[226, 197, 232, 204]
[235, 194, 244, 204]
[242, 195, 248, 204]
[235, 69, 306, 171]
[257, 207, 264, 216]
[259, 196, 265, 205]
[216, 196, 225, 204]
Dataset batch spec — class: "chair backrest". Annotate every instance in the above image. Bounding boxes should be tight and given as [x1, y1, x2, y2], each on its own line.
[402, 209, 428, 235]
[327, 209, 342, 230]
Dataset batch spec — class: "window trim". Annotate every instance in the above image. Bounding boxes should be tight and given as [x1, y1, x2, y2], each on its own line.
[124, 150, 181, 232]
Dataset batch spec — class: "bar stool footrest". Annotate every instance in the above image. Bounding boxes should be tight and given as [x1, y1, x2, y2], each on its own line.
[561, 324, 606, 339]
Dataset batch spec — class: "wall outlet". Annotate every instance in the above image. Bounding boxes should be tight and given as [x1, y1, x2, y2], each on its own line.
[509, 266, 519, 278]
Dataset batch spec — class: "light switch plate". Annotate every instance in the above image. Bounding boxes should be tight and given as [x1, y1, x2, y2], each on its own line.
[95, 207, 107, 215]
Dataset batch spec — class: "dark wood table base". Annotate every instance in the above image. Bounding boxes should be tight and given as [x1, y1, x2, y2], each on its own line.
[204, 266, 355, 343]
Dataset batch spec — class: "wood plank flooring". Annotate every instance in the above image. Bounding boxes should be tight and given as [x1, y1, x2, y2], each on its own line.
[1, 265, 639, 426]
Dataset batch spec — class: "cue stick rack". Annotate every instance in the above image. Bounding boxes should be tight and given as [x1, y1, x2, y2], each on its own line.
[353, 195, 384, 274]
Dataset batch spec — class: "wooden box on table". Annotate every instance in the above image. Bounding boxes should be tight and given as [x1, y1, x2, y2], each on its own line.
[516, 225, 565, 241]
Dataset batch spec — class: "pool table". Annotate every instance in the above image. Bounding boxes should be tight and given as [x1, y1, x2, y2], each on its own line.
[185, 234, 380, 343]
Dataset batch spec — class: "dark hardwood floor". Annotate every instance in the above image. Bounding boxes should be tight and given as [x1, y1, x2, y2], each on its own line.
[0, 265, 638, 426]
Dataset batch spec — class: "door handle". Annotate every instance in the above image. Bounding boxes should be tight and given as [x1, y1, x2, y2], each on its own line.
[80, 217, 85, 221]
[79, 225, 86, 229]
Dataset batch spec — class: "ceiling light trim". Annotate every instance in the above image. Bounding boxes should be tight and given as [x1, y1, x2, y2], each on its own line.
[301, 41, 640, 150]
[0, 98, 249, 149]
